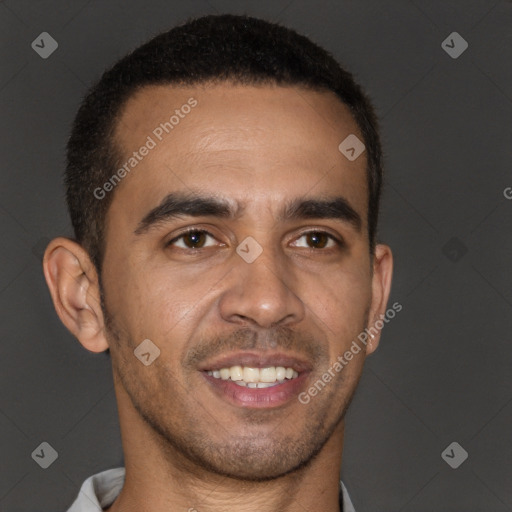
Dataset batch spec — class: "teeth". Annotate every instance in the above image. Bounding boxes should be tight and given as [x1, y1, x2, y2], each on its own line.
[234, 381, 282, 388]
[259, 367, 276, 382]
[256, 382, 278, 388]
[276, 366, 286, 380]
[243, 366, 260, 383]
[231, 365, 243, 381]
[207, 365, 299, 385]
[219, 368, 230, 380]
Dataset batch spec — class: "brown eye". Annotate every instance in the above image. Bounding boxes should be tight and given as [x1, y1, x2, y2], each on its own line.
[167, 229, 216, 249]
[307, 232, 330, 249]
[293, 231, 342, 250]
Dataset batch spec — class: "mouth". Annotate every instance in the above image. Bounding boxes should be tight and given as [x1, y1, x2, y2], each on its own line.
[199, 352, 312, 408]
[206, 365, 299, 388]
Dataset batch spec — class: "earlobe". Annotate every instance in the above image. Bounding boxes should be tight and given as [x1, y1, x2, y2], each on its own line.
[42, 237, 109, 353]
[366, 332, 376, 354]
[365, 243, 394, 355]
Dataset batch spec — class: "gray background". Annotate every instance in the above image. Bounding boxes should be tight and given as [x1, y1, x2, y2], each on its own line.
[1, 0, 511, 511]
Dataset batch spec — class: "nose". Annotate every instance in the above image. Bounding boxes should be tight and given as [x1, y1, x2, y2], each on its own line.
[218, 244, 306, 329]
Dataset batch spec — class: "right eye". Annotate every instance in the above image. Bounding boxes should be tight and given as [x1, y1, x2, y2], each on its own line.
[166, 229, 219, 250]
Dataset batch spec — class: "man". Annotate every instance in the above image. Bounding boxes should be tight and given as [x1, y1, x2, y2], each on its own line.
[43, 13, 393, 512]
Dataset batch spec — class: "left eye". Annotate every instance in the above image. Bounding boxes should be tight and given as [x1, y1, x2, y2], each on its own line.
[292, 231, 341, 249]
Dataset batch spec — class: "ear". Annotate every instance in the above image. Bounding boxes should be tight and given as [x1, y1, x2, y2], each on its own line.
[365, 243, 393, 355]
[42, 237, 109, 353]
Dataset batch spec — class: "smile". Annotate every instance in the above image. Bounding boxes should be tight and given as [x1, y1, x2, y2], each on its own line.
[206, 365, 300, 388]
[202, 367, 309, 408]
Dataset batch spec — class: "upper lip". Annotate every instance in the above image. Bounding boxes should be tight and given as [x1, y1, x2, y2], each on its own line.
[198, 351, 313, 373]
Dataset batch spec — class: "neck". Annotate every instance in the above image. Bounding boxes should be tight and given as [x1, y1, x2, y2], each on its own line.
[105, 379, 346, 512]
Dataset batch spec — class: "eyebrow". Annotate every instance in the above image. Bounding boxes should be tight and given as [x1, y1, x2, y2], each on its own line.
[134, 192, 362, 235]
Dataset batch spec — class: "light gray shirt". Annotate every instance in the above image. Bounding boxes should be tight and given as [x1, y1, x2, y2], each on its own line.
[66, 467, 356, 512]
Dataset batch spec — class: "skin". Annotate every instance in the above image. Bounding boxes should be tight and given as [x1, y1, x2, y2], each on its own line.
[43, 82, 393, 512]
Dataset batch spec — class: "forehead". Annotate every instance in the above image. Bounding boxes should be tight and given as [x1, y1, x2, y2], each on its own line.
[116, 82, 361, 153]
[108, 82, 368, 233]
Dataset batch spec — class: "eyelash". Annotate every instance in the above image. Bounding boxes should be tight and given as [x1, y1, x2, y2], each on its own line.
[166, 228, 344, 251]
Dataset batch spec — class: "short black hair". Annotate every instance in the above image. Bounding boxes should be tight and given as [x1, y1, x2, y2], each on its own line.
[65, 13, 383, 274]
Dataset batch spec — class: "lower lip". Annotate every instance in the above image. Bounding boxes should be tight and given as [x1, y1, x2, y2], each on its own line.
[202, 372, 309, 409]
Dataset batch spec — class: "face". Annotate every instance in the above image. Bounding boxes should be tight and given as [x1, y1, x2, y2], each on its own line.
[95, 83, 385, 480]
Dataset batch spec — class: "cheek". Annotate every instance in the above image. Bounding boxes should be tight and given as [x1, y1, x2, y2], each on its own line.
[108, 260, 224, 346]
[301, 263, 371, 347]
